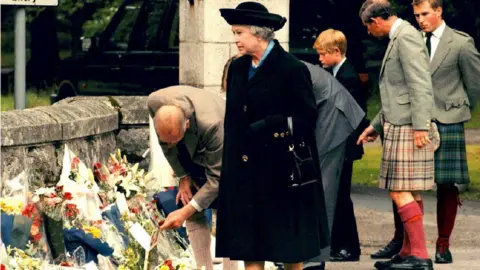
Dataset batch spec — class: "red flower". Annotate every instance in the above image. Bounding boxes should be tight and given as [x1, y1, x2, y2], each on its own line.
[72, 157, 80, 164]
[56, 185, 64, 192]
[129, 207, 140, 214]
[63, 192, 73, 200]
[32, 232, 42, 242]
[22, 203, 36, 218]
[33, 218, 42, 227]
[93, 162, 102, 170]
[65, 203, 79, 218]
[60, 262, 73, 266]
[92, 220, 103, 226]
[1, 263, 6, 270]
[163, 260, 174, 270]
[71, 157, 80, 170]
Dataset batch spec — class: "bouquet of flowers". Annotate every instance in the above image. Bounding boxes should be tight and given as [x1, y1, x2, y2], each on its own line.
[0, 171, 28, 216]
[1, 171, 53, 264]
[116, 194, 195, 270]
[32, 185, 73, 221]
[3, 246, 45, 270]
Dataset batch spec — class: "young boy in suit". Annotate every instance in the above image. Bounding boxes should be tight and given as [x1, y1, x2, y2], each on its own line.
[313, 29, 368, 262]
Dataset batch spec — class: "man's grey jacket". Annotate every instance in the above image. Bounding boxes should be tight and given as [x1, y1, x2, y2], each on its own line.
[147, 85, 225, 210]
[303, 61, 365, 156]
[372, 20, 434, 131]
[428, 25, 480, 123]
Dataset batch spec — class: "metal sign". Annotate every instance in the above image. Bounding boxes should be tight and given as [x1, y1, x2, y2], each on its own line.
[0, 0, 58, 6]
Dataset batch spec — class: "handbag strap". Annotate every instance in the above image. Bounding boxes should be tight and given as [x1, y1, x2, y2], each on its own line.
[287, 116, 293, 136]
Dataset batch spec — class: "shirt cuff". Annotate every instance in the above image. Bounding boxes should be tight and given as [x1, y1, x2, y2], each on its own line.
[189, 199, 203, 212]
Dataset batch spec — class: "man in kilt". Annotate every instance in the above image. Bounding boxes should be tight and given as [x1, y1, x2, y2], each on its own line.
[358, 1, 440, 269]
[371, 0, 480, 265]
[413, 1, 480, 263]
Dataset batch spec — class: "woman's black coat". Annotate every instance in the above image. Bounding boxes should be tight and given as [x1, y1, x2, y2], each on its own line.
[216, 40, 330, 263]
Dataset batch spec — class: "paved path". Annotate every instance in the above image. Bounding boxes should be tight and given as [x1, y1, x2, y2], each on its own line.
[325, 185, 480, 269]
[215, 185, 480, 270]
[464, 128, 480, 144]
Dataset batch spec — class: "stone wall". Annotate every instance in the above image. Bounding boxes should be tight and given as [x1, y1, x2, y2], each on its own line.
[0, 96, 150, 188]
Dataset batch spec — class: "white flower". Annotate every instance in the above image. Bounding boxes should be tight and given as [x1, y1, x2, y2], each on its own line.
[32, 195, 40, 203]
[35, 187, 56, 196]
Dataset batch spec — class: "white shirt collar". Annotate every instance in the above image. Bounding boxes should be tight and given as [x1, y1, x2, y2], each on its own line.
[333, 57, 347, 77]
[423, 21, 446, 61]
[424, 20, 446, 39]
[389, 18, 403, 39]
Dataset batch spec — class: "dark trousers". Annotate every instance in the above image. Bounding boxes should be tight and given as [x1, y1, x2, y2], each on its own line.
[330, 159, 361, 254]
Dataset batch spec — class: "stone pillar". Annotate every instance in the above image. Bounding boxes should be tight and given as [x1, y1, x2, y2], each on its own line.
[179, 0, 290, 96]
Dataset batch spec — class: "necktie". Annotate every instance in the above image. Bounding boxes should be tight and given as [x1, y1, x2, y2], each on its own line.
[425, 32, 433, 56]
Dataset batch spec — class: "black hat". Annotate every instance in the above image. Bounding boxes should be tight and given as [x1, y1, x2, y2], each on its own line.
[220, 2, 287, 31]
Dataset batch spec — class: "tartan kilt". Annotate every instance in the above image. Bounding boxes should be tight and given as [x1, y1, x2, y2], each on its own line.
[378, 121, 440, 191]
[434, 122, 470, 185]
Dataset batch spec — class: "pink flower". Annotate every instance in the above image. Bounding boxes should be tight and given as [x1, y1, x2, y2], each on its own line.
[45, 198, 59, 207]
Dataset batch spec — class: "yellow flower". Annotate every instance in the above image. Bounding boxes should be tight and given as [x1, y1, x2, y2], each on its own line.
[159, 266, 170, 270]
[82, 226, 102, 238]
[0, 198, 24, 215]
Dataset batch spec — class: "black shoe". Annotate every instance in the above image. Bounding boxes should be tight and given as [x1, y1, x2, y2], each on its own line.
[389, 256, 433, 270]
[374, 254, 404, 270]
[303, 262, 325, 270]
[435, 245, 453, 264]
[371, 239, 402, 259]
[330, 249, 360, 262]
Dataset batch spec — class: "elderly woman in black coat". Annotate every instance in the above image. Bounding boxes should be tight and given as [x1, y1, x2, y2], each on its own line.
[216, 2, 330, 270]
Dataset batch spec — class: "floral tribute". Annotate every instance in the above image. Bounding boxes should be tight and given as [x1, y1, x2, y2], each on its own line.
[1, 146, 196, 270]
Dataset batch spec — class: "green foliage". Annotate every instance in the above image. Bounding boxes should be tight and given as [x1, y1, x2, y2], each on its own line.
[82, 1, 123, 38]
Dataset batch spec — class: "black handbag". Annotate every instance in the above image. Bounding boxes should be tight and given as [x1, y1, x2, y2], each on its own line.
[287, 118, 319, 188]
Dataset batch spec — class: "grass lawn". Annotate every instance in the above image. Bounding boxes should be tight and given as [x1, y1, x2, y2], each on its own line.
[353, 145, 480, 200]
[366, 95, 480, 129]
[1, 91, 51, 111]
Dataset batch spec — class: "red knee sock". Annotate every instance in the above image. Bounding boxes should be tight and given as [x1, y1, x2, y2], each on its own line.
[437, 185, 460, 248]
[398, 201, 429, 259]
[398, 200, 423, 257]
[398, 227, 410, 257]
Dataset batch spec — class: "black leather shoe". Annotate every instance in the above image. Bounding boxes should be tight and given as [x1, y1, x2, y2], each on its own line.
[371, 239, 402, 259]
[374, 254, 404, 270]
[330, 249, 360, 262]
[435, 245, 453, 264]
[389, 256, 433, 270]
